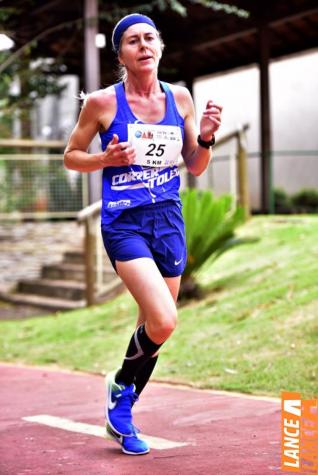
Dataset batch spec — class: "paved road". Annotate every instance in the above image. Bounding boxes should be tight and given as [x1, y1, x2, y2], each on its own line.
[0, 364, 282, 475]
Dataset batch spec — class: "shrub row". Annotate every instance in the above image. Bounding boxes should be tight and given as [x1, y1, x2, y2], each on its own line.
[274, 188, 318, 214]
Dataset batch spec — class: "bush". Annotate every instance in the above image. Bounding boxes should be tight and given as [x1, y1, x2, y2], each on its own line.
[292, 189, 318, 213]
[179, 189, 246, 299]
[273, 188, 293, 214]
[273, 188, 318, 214]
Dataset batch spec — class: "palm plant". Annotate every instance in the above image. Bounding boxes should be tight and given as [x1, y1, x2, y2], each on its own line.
[180, 188, 246, 298]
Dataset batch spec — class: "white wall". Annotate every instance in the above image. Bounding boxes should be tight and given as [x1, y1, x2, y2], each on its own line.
[270, 50, 318, 151]
[34, 75, 79, 140]
[193, 49, 318, 207]
[194, 64, 259, 151]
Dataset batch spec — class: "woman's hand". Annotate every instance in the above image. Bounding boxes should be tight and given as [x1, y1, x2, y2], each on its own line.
[100, 134, 136, 167]
[199, 101, 222, 141]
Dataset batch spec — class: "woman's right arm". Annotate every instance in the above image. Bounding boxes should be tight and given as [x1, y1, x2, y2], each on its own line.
[64, 92, 135, 172]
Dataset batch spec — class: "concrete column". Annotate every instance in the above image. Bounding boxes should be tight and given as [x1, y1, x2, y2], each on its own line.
[259, 23, 272, 213]
[84, 0, 102, 204]
[184, 76, 197, 188]
[84, 0, 100, 93]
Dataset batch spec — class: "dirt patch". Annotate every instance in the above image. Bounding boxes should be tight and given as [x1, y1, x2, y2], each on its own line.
[0, 300, 56, 320]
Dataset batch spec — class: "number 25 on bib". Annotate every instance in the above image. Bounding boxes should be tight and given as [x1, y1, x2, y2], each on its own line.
[128, 123, 183, 167]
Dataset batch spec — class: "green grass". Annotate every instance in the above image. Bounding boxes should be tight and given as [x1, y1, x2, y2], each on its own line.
[1, 215, 317, 398]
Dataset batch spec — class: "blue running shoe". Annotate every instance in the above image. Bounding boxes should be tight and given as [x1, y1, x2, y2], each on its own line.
[106, 423, 150, 455]
[105, 370, 138, 436]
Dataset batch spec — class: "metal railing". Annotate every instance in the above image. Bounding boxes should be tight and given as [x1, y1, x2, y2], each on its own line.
[0, 139, 89, 220]
[77, 201, 123, 305]
[78, 124, 250, 305]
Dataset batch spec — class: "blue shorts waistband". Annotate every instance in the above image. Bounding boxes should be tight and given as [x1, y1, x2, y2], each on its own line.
[133, 199, 176, 211]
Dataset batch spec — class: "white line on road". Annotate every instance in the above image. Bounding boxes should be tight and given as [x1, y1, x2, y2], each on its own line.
[22, 415, 189, 450]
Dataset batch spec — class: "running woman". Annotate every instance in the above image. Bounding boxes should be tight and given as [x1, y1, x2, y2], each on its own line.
[64, 13, 222, 455]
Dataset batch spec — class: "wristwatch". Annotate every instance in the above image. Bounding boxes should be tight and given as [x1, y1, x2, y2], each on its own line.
[197, 134, 215, 149]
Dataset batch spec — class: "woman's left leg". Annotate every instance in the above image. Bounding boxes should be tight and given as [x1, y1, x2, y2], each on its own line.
[133, 275, 181, 395]
[106, 257, 178, 438]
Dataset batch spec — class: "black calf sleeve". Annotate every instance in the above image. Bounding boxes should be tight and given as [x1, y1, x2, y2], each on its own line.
[116, 324, 162, 387]
[134, 355, 159, 395]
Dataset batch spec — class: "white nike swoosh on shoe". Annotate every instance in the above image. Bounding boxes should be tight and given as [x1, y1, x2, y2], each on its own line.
[174, 258, 182, 265]
[108, 383, 117, 411]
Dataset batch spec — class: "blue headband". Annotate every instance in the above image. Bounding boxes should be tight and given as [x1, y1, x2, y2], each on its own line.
[112, 14, 157, 53]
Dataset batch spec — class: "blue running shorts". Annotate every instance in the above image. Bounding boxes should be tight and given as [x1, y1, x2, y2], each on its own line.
[101, 200, 187, 278]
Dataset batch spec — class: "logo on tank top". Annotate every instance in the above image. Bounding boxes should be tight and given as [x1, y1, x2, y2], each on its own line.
[134, 129, 154, 140]
[111, 167, 179, 191]
[107, 199, 131, 209]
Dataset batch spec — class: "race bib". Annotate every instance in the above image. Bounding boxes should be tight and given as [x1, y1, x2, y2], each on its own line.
[128, 123, 183, 167]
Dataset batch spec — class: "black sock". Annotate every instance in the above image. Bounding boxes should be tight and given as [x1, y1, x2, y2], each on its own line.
[134, 355, 159, 395]
[116, 324, 162, 387]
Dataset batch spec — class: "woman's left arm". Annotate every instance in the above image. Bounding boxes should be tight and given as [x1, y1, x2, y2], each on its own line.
[176, 87, 222, 176]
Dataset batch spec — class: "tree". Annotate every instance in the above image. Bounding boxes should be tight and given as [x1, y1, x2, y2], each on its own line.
[0, 47, 66, 213]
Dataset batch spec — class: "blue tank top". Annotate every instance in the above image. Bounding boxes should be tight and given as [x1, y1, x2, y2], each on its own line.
[99, 81, 185, 226]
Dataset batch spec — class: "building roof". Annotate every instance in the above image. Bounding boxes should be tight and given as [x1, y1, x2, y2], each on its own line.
[2, 0, 318, 85]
